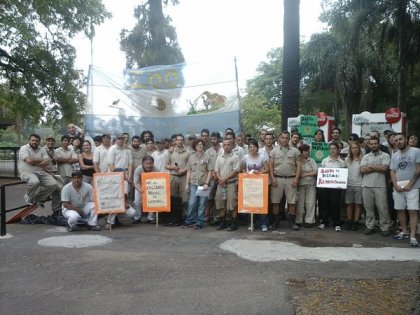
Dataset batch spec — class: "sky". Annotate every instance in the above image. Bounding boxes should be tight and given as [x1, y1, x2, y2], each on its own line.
[73, 0, 326, 91]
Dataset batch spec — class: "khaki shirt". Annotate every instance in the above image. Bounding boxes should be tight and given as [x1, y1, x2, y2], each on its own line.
[215, 152, 240, 179]
[271, 145, 300, 176]
[186, 152, 211, 185]
[19, 144, 48, 174]
[131, 146, 147, 172]
[167, 146, 190, 175]
[206, 146, 223, 171]
[55, 147, 77, 177]
[108, 145, 132, 169]
[42, 146, 58, 173]
[360, 150, 390, 188]
[93, 145, 110, 173]
[299, 157, 318, 186]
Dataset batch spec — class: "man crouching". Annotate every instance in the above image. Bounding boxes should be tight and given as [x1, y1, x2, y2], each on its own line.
[61, 170, 101, 232]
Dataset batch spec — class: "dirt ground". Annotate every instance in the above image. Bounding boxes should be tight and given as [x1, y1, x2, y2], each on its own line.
[289, 277, 420, 315]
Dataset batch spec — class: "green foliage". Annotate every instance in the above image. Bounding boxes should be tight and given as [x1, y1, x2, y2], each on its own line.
[0, 0, 110, 127]
[120, 0, 184, 68]
[241, 48, 283, 135]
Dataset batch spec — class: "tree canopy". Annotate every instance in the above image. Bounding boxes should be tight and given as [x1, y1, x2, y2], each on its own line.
[120, 0, 184, 68]
[0, 0, 110, 130]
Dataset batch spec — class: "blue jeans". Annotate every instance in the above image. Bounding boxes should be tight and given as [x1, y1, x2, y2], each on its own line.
[185, 184, 208, 226]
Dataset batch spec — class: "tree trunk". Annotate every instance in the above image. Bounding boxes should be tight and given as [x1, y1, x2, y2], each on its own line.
[281, 0, 300, 130]
[149, 0, 166, 63]
[396, 0, 409, 113]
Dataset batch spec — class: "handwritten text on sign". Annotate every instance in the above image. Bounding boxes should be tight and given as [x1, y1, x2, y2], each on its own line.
[93, 173, 125, 214]
[317, 168, 348, 189]
[145, 178, 168, 207]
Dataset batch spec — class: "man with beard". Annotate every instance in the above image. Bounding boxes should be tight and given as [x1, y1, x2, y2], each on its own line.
[133, 156, 159, 223]
[360, 137, 391, 236]
[61, 170, 101, 232]
[18, 134, 61, 213]
[390, 133, 420, 247]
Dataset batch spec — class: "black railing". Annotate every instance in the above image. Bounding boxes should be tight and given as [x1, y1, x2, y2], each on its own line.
[1, 181, 25, 236]
[0, 147, 20, 178]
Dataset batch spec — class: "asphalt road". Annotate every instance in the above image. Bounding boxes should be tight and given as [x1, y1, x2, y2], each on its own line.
[1, 184, 419, 314]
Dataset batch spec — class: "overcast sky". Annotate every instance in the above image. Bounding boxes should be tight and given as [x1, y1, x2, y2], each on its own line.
[73, 0, 326, 89]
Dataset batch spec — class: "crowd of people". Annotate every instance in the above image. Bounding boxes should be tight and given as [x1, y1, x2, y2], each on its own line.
[17, 123, 420, 247]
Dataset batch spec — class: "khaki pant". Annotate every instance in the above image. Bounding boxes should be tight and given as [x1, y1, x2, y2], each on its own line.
[362, 187, 390, 231]
[296, 184, 316, 224]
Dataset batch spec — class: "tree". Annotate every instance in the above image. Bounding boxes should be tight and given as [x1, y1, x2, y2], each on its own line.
[120, 0, 184, 68]
[282, 0, 300, 130]
[241, 48, 282, 136]
[0, 1, 110, 130]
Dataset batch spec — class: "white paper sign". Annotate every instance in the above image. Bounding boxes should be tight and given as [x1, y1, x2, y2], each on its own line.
[316, 168, 348, 189]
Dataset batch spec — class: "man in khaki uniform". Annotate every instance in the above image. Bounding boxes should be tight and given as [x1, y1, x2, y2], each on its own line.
[270, 131, 301, 230]
[165, 134, 191, 225]
[215, 138, 241, 231]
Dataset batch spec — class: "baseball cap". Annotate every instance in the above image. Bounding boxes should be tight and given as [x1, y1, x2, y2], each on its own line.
[45, 135, 55, 140]
[102, 133, 111, 138]
[71, 170, 83, 178]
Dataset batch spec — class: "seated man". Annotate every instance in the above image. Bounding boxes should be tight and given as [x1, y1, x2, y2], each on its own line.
[18, 134, 61, 214]
[61, 171, 101, 232]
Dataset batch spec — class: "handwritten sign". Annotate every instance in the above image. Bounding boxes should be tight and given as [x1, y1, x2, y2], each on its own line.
[141, 172, 171, 212]
[316, 168, 348, 189]
[93, 172, 126, 214]
[238, 174, 268, 214]
[311, 142, 329, 163]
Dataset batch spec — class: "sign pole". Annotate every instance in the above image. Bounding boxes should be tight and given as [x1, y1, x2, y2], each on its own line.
[156, 212, 159, 228]
[251, 213, 254, 232]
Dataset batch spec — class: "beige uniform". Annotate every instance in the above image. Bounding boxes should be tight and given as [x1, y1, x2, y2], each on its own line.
[270, 145, 300, 204]
[167, 146, 191, 201]
[214, 152, 240, 211]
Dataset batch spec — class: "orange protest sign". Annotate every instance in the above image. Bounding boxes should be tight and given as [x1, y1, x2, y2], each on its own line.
[93, 172, 126, 214]
[238, 173, 268, 214]
[141, 172, 171, 212]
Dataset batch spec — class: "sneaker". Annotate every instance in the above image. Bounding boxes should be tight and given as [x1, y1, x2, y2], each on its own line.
[24, 194, 35, 206]
[104, 223, 114, 230]
[132, 219, 142, 224]
[290, 223, 300, 231]
[335, 226, 341, 232]
[66, 223, 75, 232]
[181, 223, 193, 228]
[364, 228, 374, 235]
[261, 225, 268, 232]
[393, 232, 410, 240]
[87, 225, 102, 231]
[318, 223, 326, 230]
[410, 238, 419, 247]
[194, 224, 203, 230]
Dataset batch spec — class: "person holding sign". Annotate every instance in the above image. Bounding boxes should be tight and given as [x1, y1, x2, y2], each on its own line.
[296, 144, 318, 227]
[241, 138, 270, 231]
[318, 142, 346, 232]
[269, 131, 301, 230]
[133, 156, 159, 223]
[183, 139, 212, 229]
[215, 138, 241, 231]
[61, 171, 101, 232]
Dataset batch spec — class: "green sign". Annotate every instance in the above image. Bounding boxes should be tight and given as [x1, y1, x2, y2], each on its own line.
[299, 115, 318, 136]
[310, 142, 329, 163]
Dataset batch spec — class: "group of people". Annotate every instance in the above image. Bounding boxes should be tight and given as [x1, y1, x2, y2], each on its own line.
[18, 124, 420, 247]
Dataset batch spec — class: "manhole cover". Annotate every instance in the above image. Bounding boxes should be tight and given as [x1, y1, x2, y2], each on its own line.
[38, 235, 112, 248]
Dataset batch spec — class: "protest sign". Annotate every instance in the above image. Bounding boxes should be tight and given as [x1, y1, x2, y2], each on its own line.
[93, 172, 126, 214]
[317, 168, 348, 189]
[141, 172, 171, 212]
[299, 115, 318, 137]
[311, 142, 330, 163]
[238, 173, 268, 214]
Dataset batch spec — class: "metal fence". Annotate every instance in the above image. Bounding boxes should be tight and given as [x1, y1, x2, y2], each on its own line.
[0, 147, 19, 178]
